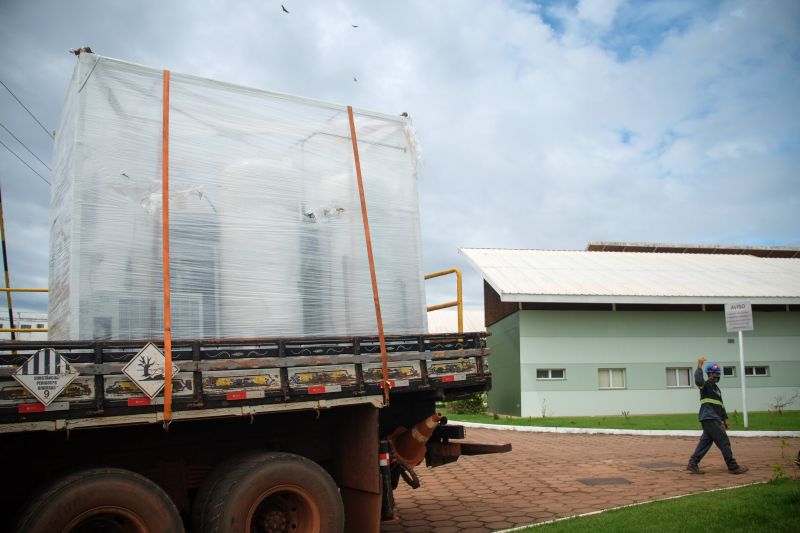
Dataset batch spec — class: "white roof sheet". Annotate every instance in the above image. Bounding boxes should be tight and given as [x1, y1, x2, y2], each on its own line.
[459, 248, 800, 304]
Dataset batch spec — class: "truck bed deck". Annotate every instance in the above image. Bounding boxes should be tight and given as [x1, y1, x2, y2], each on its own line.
[0, 332, 489, 433]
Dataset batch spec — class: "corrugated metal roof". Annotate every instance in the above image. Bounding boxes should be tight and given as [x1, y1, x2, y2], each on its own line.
[586, 241, 800, 258]
[459, 248, 800, 304]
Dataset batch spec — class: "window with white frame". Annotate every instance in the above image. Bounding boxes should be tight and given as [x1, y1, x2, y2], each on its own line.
[745, 366, 769, 377]
[598, 368, 626, 389]
[536, 368, 565, 380]
[666, 367, 691, 388]
[723, 366, 736, 377]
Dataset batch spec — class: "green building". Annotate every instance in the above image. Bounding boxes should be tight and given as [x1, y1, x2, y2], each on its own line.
[460, 243, 800, 417]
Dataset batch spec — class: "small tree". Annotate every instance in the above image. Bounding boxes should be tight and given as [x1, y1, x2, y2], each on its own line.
[769, 390, 800, 414]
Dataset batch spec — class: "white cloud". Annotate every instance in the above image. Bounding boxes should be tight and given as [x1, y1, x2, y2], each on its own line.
[0, 0, 797, 316]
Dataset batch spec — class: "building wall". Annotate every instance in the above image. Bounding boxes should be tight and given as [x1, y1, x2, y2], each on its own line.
[491, 309, 799, 417]
[0, 312, 48, 340]
[486, 312, 521, 416]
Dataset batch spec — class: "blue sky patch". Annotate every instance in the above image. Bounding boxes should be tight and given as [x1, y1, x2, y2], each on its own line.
[527, 0, 725, 62]
[618, 128, 635, 145]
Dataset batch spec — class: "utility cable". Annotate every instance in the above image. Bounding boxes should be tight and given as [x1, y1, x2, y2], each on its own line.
[0, 121, 51, 171]
[0, 79, 54, 140]
[0, 138, 51, 186]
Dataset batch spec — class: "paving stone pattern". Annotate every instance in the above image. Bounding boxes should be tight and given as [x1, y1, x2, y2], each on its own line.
[381, 428, 800, 532]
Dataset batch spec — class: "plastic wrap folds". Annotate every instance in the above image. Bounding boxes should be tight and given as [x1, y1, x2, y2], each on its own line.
[49, 54, 427, 340]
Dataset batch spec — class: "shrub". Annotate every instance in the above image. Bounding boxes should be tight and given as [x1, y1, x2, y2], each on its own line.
[445, 393, 485, 414]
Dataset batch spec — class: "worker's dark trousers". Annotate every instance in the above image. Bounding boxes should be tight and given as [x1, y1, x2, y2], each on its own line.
[690, 419, 739, 470]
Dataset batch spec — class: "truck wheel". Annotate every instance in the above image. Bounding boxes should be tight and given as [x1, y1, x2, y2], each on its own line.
[15, 467, 184, 533]
[191, 451, 264, 532]
[199, 451, 344, 533]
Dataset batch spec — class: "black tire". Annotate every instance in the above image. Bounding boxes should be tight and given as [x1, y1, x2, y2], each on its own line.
[190, 451, 264, 533]
[15, 467, 184, 533]
[198, 451, 344, 533]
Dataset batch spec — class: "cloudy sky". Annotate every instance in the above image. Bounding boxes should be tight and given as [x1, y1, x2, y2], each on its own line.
[0, 0, 798, 317]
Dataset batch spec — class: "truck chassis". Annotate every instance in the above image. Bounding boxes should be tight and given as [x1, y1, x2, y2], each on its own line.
[0, 332, 496, 532]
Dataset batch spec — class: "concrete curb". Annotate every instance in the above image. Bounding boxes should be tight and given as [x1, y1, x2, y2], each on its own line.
[456, 421, 800, 438]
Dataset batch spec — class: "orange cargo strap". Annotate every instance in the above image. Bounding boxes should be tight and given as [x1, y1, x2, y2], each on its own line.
[162, 69, 173, 423]
[347, 106, 390, 404]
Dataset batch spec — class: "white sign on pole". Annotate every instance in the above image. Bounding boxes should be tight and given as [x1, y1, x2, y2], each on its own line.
[12, 348, 79, 406]
[724, 301, 753, 428]
[122, 343, 180, 400]
[725, 302, 753, 332]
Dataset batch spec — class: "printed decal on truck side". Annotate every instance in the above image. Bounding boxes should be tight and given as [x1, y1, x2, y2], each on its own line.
[427, 358, 477, 378]
[362, 361, 421, 384]
[202, 369, 282, 396]
[105, 373, 194, 402]
[0, 376, 95, 406]
[288, 365, 357, 391]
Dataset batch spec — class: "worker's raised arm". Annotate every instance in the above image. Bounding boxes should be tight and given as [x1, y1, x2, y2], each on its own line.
[694, 356, 707, 387]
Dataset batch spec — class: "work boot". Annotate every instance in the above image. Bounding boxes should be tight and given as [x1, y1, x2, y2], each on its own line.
[686, 463, 704, 474]
[729, 465, 749, 474]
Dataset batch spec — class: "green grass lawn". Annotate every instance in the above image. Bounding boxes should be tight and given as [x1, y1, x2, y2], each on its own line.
[444, 411, 800, 431]
[519, 478, 800, 532]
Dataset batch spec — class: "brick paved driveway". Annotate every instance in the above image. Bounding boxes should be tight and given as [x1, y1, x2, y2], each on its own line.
[381, 428, 800, 532]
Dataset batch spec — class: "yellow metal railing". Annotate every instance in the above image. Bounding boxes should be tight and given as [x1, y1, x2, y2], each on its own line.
[424, 267, 463, 333]
[0, 287, 49, 333]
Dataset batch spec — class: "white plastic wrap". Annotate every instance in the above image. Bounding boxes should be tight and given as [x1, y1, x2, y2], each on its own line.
[49, 54, 427, 340]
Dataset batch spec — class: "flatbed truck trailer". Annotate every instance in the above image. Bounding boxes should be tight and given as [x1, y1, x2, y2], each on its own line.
[0, 51, 509, 532]
[0, 331, 504, 532]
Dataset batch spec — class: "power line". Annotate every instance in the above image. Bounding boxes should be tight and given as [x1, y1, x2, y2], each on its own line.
[0, 138, 51, 186]
[0, 79, 54, 140]
[0, 121, 51, 171]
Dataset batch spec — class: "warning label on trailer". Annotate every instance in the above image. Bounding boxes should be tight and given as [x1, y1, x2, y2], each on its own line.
[122, 343, 180, 399]
[12, 349, 79, 406]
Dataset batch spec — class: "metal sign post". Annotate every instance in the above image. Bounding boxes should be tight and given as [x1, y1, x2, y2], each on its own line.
[725, 302, 753, 428]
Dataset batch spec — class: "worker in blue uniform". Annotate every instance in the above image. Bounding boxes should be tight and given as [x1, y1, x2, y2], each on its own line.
[687, 356, 748, 474]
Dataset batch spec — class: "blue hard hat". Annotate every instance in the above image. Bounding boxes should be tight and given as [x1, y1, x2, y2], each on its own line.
[705, 362, 721, 374]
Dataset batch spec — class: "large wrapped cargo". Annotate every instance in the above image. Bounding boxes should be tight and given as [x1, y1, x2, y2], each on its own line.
[49, 54, 427, 340]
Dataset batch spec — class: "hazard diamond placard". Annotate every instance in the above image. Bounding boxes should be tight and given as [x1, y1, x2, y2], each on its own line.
[12, 348, 79, 406]
[122, 343, 180, 400]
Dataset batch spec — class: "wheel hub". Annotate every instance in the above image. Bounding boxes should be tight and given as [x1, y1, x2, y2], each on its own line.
[251, 489, 316, 533]
[261, 508, 290, 532]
